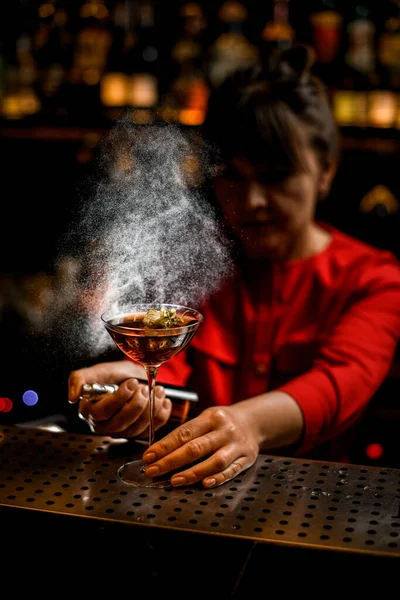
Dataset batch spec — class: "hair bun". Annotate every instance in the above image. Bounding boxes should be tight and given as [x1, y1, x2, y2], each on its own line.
[269, 44, 316, 83]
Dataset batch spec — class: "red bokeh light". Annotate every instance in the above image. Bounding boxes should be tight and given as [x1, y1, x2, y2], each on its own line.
[365, 443, 384, 460]
[4, 398, 13, 412]
[0, 398, 13, 413]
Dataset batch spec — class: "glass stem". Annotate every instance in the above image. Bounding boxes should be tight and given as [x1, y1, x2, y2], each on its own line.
[145, 366, 158, 448]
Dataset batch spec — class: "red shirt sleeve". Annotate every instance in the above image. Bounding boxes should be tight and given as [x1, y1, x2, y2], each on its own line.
[157, 348, 193, 388]
[278, 261, 400, 455]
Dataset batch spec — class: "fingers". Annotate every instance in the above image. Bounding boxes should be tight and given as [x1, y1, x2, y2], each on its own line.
[68, 370, 87, 404]
[142, 407, 226, 463]
[79, 379, 143, 430]
[143, 426, 226, 479]
[144, 433, 253, 488]
[153, 388, 172, 430]
[170, 452, 251, 489]
[78, 379, 172, 438]
[143, 412, 214, 458]
[81, 378, 141, 422]
[142, 407, 258, 488]
[120, 396, 172, 438]
[68, 360, 146, 403]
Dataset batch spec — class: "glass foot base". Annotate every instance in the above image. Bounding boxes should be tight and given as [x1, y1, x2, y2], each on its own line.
[117, 459, 171, 489]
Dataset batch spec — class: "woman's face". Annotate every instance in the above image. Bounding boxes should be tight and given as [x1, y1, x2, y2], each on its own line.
[213, 150, 327, 261]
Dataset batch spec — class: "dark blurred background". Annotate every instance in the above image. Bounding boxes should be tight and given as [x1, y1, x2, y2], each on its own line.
[1, 1, 399, 465]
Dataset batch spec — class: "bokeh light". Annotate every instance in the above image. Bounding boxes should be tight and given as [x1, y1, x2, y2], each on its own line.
[22, 390, 39, 407]
[365, 443, 384, 460]
[0, 397, 13, 412]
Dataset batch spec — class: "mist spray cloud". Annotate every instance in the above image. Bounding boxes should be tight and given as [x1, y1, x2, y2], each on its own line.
[60, 116, 234, 357]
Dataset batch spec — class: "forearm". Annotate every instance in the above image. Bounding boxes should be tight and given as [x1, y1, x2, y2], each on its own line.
[230, 391, 305, 453]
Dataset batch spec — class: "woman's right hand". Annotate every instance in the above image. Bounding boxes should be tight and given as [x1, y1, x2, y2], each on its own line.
[68, 361, 172, 438]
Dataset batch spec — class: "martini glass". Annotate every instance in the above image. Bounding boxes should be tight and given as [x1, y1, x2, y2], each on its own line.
[101, 303, 203, 488]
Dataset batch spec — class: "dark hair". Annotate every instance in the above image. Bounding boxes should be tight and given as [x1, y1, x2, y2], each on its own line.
[202, 44, 340, 183]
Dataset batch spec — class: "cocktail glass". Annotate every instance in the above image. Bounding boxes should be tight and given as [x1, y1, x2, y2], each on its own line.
[101, 303, 203, 488]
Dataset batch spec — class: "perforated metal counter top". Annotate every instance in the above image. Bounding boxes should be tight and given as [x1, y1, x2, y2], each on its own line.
[1, 424, 400, 558]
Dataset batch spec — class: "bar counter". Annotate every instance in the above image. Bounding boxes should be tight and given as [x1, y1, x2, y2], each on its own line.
[1, 423, 399, 593]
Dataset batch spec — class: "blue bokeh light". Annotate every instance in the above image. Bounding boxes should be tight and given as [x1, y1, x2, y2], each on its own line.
[22, 390, 39, 406]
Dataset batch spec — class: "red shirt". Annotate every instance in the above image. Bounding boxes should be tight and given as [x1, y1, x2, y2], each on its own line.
[158, 224, 400, 460]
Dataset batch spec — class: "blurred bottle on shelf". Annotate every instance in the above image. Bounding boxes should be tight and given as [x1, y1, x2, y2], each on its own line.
[309, 0, 342, 68]
[2, 18, 40, 121]
[70, 0, 111, 84]
[34, 2, 74, 121]
[160, 2, 209, 125]
[119, 0, 160, 123]
[377, 0, 400, 90]
[333, 2, 376, 128]
[0, 41, 5, 109]
[261, 0, 295, 57]
[334, 1, 399, 130]
[205, 1, 259, 90]
[1, 0, 399, 133]
[367, 90, 398, 128]
[68, 0, 112, 122]
[99, 0, 135, 118]
[344, 2, 377, 88]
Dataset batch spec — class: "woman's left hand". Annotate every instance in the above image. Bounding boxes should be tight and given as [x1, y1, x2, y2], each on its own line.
[142, 405, 260, 488]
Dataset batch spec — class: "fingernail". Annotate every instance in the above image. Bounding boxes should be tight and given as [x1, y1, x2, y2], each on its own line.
[139, 385, 149, 398]
[156, 386, 165, 399]
[204, 478, 216, 488]
[171, 476, 186, 487]
[143, 452, 156, 463]
[145, 466, 159, 477]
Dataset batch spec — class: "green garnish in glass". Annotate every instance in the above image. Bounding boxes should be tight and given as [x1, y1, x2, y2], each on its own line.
[143, 307, 184, 328]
